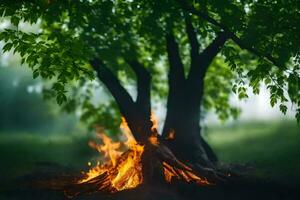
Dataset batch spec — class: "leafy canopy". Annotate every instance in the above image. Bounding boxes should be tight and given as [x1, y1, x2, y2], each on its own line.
[0, 0, 299, 129]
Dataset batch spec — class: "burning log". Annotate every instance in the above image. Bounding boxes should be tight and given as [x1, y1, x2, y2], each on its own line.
[29, 113, 233, 200]
[59, 116, 230, 199]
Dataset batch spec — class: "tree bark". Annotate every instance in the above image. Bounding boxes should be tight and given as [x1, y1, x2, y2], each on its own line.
[91, 58, 152, 144]
[162, 21, 228, 167]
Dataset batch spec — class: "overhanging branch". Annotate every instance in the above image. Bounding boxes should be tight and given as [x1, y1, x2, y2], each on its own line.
[90, 58, 136, 118]
[176, 0, 282, 69]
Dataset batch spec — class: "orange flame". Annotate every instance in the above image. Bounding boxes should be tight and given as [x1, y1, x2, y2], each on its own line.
[150, 111, 158, 133]
[120, 117, 136, 147]
[78, 114, 211, 193]
[78, 119, 144, 191]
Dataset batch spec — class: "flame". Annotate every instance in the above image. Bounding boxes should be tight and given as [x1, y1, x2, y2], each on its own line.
[78, 119, 144, 192]
[148, 112, 160, 146]
[150, 112, 158, 133]
[120, 117, 136, 147]
[88, 132, 122, 167]
[110, 145, 144, 190]
[77, 114, 211, 194]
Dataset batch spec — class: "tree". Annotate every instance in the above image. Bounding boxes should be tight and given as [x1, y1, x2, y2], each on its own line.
[0, 0, 299, 182]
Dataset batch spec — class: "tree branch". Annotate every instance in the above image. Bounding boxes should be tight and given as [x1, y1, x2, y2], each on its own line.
[184, 14, 200, 67]
[91, 58, 154, 143]
[90, 58, 136, 119]
[125, 59, 151, 114]
[176, 0, 283, 69]
[188, 32, 228, 83]
[166, 33, 186, 85]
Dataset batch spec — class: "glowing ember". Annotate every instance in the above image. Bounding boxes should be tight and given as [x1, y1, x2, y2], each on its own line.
[162, 162, 210, 185]
[148, 133, 160, 146]
[166, 129, 175, 140]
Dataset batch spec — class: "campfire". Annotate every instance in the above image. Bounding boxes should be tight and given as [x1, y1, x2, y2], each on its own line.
[77, 117, 145, 192]
[74, 115, 212, 195]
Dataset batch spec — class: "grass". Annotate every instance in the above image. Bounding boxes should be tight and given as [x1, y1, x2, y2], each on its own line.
[0, 133, 94, 184]
[205, 120, 300, 184]
[0, 120, 299, 187]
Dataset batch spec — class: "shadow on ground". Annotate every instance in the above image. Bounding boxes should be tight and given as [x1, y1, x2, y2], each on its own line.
[1, 163, 299, 200]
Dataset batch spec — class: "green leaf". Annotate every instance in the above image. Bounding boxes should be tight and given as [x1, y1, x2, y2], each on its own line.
[11, 16, 20, 26]
[232, 84, 237, 93]
[296, 109, 300, 125]
[264, 77, 271, 85]
[270, 97, 277, 107]
[33, 70, 39, 79]
[56, 93, 67, 105]
[3, 42, 13, 52]
[238, 92, 248, 100]
[279, 104, 287, 115]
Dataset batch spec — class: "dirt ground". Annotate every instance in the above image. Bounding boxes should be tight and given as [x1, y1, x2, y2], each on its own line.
[1, 164, 299, 200]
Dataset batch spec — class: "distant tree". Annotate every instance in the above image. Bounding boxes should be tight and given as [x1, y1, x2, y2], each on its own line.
[0, 0, 299, 173]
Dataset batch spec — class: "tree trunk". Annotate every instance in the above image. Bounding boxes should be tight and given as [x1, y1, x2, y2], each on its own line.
[161, 28, 228, 168]
[162, 83, 217, 168]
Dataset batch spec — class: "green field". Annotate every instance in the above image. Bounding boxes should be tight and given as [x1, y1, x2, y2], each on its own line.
[206, 120, 300, 185]
[0, 133, 94, 184]
[0, 120, 299, 187]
